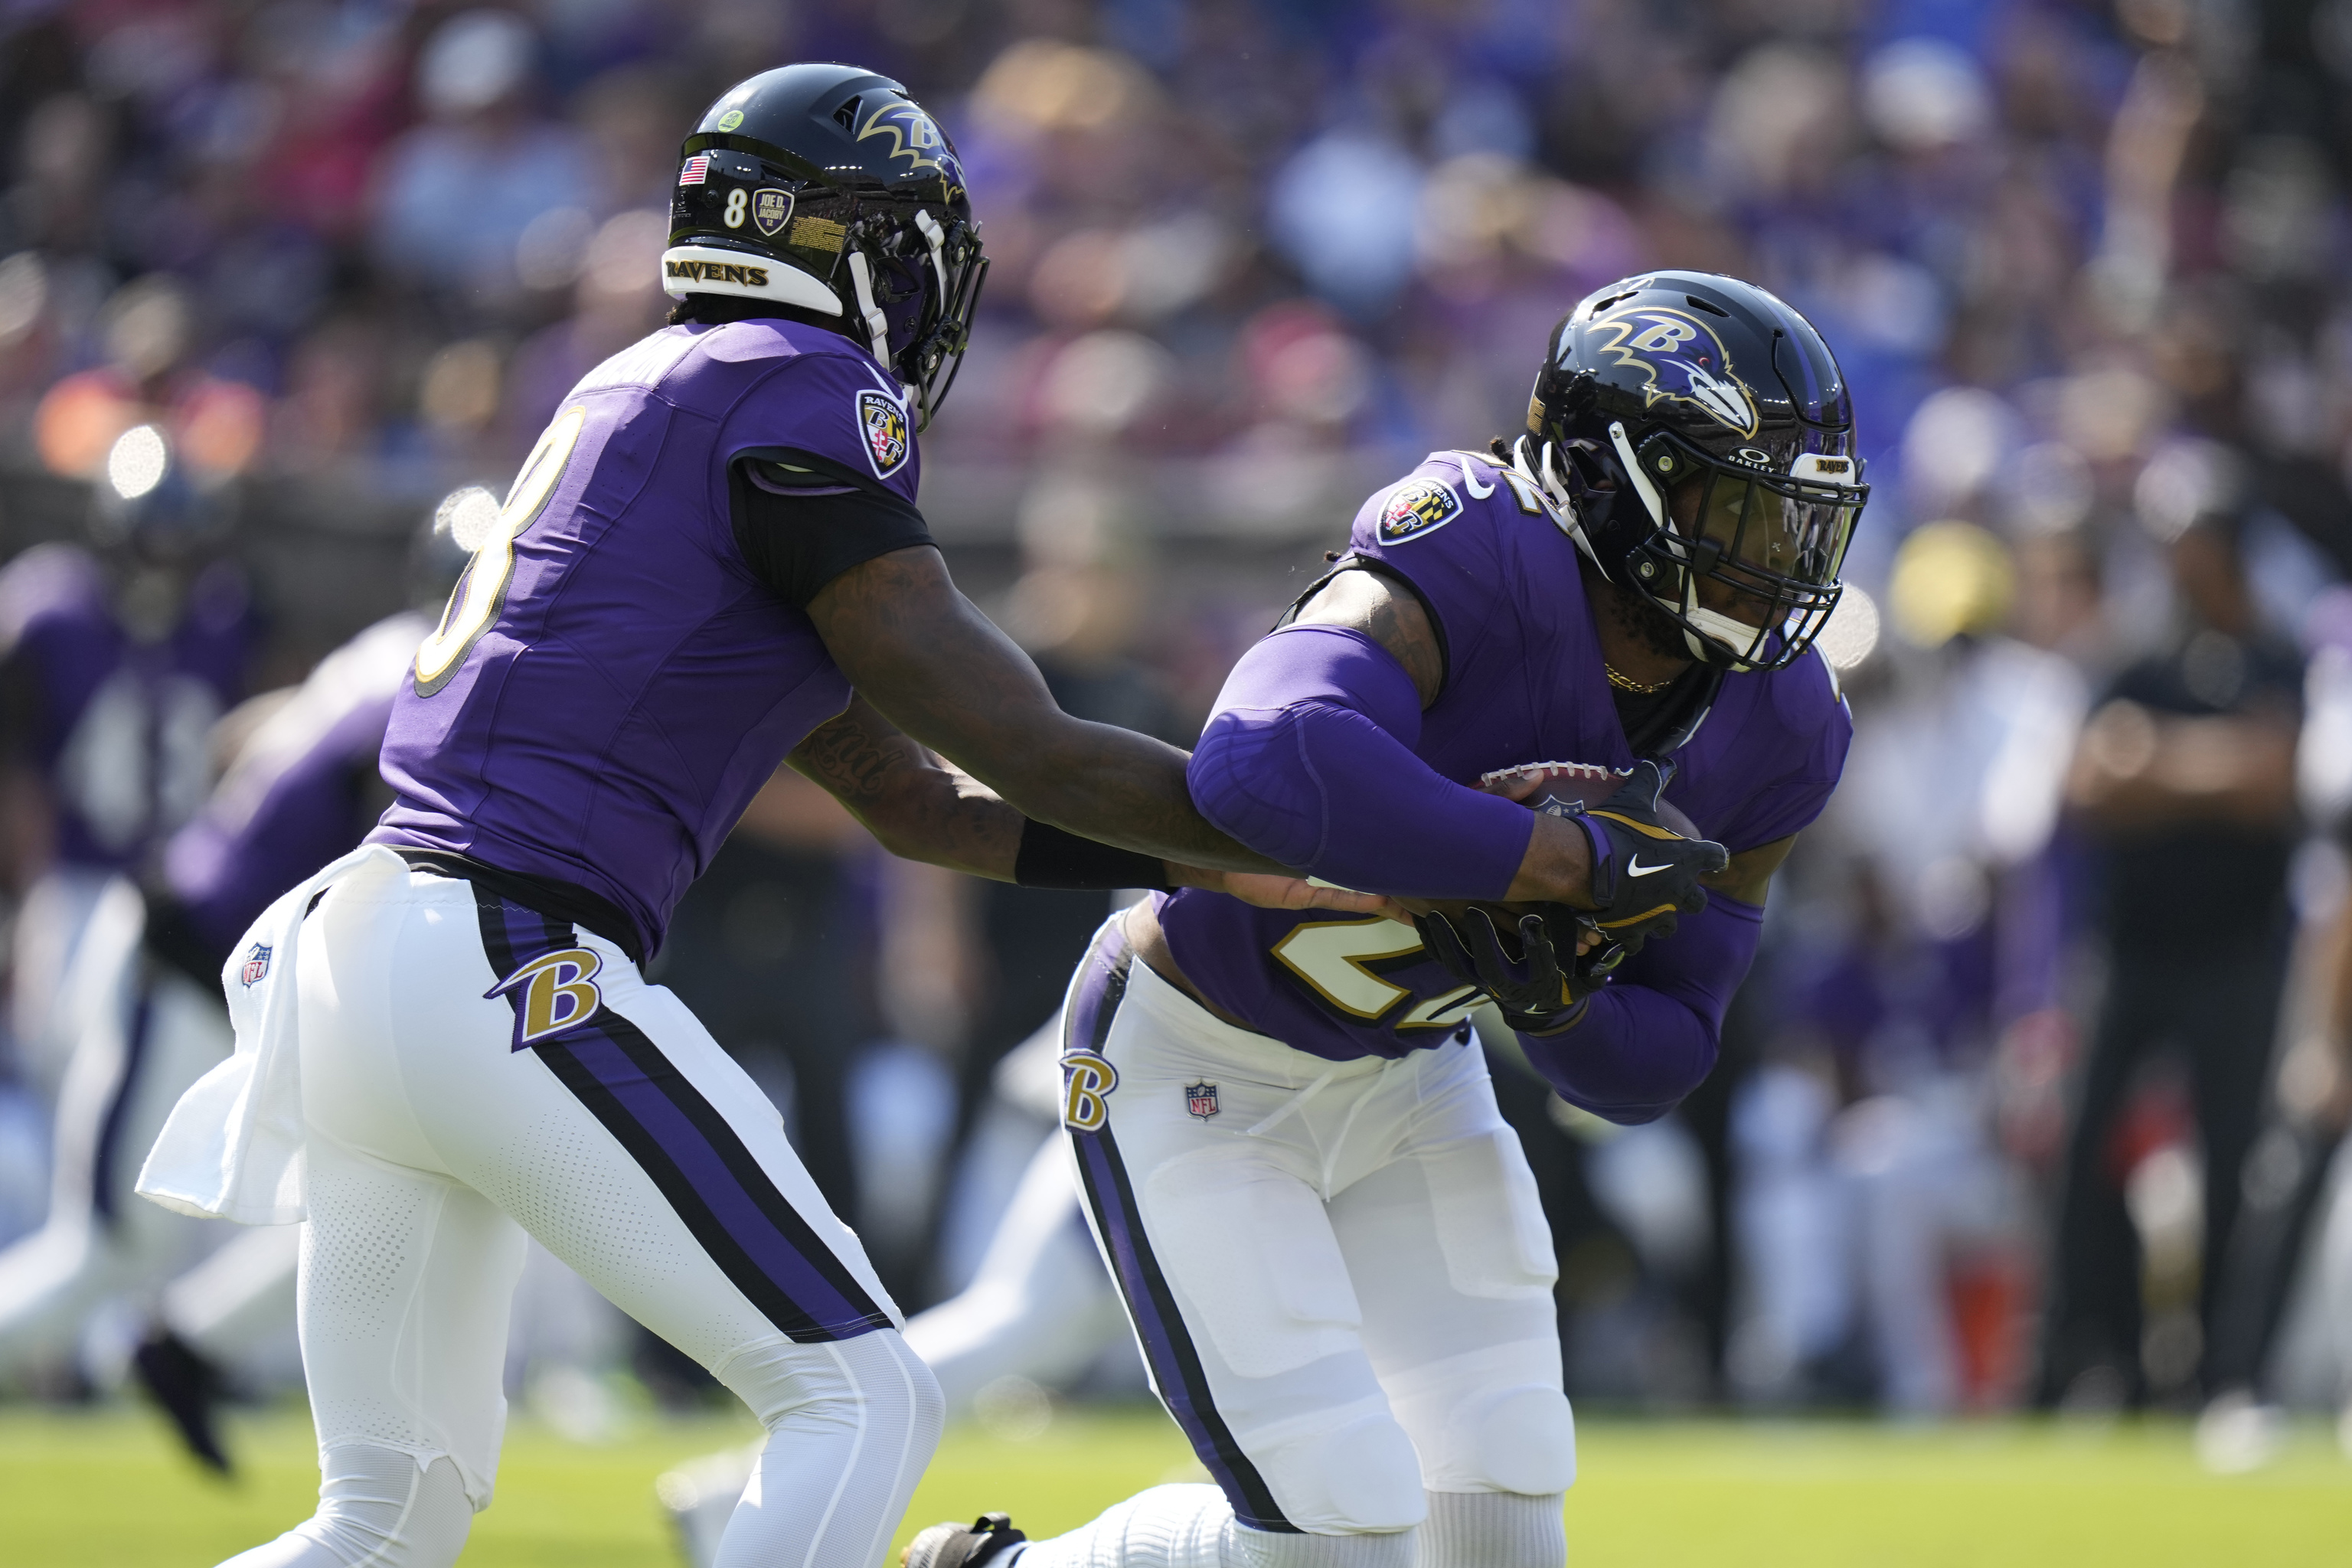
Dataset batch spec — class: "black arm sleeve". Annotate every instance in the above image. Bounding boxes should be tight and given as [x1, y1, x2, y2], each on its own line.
[728, 448, 936, 609]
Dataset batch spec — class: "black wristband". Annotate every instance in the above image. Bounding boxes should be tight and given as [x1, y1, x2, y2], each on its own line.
[1014, 819, 1171, 891]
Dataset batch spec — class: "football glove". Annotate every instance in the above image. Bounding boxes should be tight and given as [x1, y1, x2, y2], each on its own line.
[1549, 760, 1728, 939]
[1415, 905, 1610, 1034]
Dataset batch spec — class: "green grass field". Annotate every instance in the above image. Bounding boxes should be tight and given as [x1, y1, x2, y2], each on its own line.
[5, 1402, 2350, 1566]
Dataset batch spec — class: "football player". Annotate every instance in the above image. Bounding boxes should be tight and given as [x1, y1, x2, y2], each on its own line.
[138, 66, 1416, 1568]
[0, 497, 469, 1452]
[0, 424, 249, 1100]
[906, 272, 1864, 1568]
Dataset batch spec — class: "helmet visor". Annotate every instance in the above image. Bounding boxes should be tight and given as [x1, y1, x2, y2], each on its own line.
[1681, 471, 1858, 595]
[1628, 435, 1867, 671]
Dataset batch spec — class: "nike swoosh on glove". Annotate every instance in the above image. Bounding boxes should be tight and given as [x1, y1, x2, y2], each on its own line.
[1566, 760, 1730, 944]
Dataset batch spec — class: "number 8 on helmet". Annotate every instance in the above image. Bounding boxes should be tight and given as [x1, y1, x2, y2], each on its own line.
[662, 63, 989, 430]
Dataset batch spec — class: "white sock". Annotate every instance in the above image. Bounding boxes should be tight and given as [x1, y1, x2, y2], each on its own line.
[1017, 1485, 1416, 1568]
[1419, 1491, 1562, 1568]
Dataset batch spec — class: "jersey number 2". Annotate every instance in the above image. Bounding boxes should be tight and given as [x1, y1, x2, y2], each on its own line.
[1272, 916, 1482, 1031]
[414, 407, 587, 696]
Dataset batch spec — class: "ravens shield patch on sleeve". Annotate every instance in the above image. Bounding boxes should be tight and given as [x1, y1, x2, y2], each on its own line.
[857, 388, 910, 479]
[1377, 476, 1462, 543]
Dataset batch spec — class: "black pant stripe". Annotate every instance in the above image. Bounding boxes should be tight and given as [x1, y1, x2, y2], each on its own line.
[473, 894, 889, 1342]
[574, 1010, 892, 1333]
[1076, 1119, 1295, 1530]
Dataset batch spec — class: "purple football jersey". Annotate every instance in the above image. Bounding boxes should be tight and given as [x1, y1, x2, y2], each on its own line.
[1160, 448, 1854, 1063]
[372, 319, 923, 958]
[165, 612, 423, 958]
[0, 544, 250, 871]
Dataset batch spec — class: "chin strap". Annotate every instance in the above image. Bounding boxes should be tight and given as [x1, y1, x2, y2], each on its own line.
[1675, 554, 1770, 671]
[845, 250, 891, 368]
[908, 209, 953, 413]
[1606, 420, 1668, 531]
[913, 209, 950, 320]
[1604, 419, 1766, 672]
[1513, 434, 1609, 573]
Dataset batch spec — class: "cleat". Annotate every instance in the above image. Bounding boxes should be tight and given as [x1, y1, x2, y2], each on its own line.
[130, 1328, 234, 1475]
[903, 1512, 1027, 1568]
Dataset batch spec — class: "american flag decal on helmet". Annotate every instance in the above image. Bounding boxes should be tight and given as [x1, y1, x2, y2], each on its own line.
[678, 155, 710, 186]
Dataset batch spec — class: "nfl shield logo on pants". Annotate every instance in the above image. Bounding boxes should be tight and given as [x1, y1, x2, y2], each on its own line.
[240, 942, 272, 987]
[1185, 1081, 1219, 1120]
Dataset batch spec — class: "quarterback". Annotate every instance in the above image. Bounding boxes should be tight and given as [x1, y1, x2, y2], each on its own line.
[136, 64, 1426, 1568]
[908, 272, 1864, 1568]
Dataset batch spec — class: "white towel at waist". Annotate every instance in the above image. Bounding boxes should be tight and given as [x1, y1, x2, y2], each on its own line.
[136, 844, 407, 1224]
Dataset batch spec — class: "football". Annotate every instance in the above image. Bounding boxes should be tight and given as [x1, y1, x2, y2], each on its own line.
[1477, 760, 1705, 840]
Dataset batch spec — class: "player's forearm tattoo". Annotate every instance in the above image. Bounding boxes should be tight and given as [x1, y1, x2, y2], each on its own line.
[807, 547, 1292, 874]
[789, 697, 1023, 877]
[792, 699, 907, 805]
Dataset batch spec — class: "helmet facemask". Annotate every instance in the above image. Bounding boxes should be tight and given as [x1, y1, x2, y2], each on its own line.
[1607, 423, 1862, 671]
[842, 210, 988, 430]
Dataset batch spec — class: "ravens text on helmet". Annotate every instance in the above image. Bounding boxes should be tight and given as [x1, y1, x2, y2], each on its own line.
[665, 258, 770, 288]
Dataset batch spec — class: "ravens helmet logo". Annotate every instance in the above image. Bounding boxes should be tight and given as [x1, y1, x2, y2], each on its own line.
[1581, 306, 1759, 439]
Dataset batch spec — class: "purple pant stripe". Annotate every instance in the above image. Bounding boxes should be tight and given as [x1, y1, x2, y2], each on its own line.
[1073, 1128, 1261, 1510]
[1060, 923, 1294, 1530]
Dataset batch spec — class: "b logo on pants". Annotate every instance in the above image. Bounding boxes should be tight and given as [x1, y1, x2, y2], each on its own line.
[488, 948, 605, 1050]
[1062, 1050, 1118, 1131]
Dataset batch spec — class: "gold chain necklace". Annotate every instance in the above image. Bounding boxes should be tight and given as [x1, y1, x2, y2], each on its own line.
[1604, 662, 1677, 695]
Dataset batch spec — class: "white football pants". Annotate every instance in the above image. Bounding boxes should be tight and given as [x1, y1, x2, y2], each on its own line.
[0, 880, 229, 1375]
[11, 865, 119, 1099]
[218, 864, 940, 1568]
[1054, 916, 1575, 1540]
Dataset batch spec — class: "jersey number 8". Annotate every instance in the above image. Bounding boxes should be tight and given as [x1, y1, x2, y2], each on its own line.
[414, 407, 588, 697]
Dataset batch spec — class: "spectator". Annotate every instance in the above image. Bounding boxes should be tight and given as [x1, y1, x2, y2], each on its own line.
[371, 11, 596, 309]
[2037, 514, 2304, 1409]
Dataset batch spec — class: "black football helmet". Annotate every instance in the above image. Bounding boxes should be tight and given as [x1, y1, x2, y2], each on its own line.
[1511, 271, 1867, 671]
[665, 63, 987, 429]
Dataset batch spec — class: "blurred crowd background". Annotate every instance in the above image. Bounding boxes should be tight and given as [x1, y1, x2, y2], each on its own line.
[5, 0, 2352, 1465]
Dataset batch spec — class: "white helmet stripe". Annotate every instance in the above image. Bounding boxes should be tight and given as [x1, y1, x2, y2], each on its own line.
[658, 244, 841, 313]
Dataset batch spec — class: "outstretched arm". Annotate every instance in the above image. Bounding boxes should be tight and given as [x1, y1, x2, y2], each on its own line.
[807, 547, 1286, 875]
[786, 692, 1387, 911]
[788, 694, 1014, 877]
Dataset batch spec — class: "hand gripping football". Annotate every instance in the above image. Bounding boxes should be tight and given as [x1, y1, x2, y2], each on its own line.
[1414, 760, 1723, 1031]
[1481, 758, 1725, 949]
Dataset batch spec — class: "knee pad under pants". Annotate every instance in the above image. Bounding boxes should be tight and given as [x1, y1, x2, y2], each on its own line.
[1065, 956, 1572, 1534]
